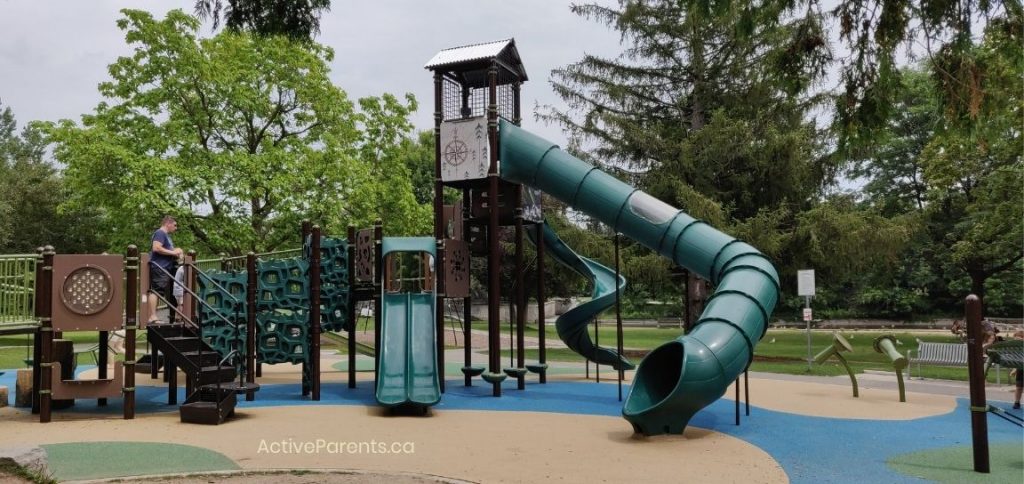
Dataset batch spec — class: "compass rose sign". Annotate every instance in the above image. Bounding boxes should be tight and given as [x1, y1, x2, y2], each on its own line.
[444, 130, 469, 167]
[440, 117, 488, 182]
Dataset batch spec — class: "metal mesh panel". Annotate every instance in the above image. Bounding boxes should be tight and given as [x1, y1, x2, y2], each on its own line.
[441, 78, 516, 122]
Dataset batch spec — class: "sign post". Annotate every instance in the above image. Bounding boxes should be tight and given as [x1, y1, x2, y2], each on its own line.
[797, 270, 816, 372]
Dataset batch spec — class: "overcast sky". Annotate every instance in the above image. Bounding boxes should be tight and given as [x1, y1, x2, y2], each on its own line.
[0, 0, 622, 147]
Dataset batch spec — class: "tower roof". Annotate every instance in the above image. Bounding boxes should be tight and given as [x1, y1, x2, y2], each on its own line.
[425, 38, 527, 87]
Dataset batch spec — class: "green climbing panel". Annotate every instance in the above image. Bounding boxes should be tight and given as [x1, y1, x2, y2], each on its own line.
[257, 310, 308, 364]
[305, 235, 351, 332]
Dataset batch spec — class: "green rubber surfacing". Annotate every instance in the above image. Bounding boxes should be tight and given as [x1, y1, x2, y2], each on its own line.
[41, 441, 239, 481]
[887, 443, 1023, 484]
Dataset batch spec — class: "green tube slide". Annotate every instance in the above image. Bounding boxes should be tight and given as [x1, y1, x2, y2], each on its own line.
[375, 237, 441, 409]
[500, 120, 780, 435]
[525, 222, 634, 371]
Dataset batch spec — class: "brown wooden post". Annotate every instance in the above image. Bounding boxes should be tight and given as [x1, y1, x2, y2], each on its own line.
[514, 186, 526, 390]
[346, 226, 357, 388]
[432, 71, 447, 394]
[310, 226, 322, 400]
[124, 245, 139, 419]
[32, 247, 43, 414]
[187, 250, 198, 323]
[39, 246, 54, 423]
[965, 294, 989, 473]
[245, 252, 257, 401]
[615, 233, 623, 401]
[462, 190, 473, 386]
[487, 61, 503, 397]
[536, 224, 547, 384]
[373, 221, 383, 389]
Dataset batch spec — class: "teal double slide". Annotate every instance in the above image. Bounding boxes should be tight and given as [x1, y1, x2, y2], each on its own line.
[500, 120, 780, 435]
[375, 237, 441, 409]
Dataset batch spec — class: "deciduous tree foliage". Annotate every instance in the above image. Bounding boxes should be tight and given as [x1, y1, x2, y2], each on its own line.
[194, 0, 330, 40]
[0, 102, 104, 254]
[44, 9, 427, 256]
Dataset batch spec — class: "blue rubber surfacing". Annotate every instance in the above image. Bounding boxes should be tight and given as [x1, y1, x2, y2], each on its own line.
[2, 369, 1022, 484]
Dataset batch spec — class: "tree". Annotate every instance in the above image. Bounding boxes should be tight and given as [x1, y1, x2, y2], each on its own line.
[44, 9, 426, 256]
[848, 21, 1022, 313]
[0, 102, 104, 254]
[194, 0, 330, 40]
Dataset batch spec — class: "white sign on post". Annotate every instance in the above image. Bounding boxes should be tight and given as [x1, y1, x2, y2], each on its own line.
[439, 117, 489, 182]
[797, 270, 816, 297]
[803, 308, 813, 322]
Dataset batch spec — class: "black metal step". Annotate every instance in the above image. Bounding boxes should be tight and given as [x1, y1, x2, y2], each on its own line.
[180, 388, 236, 425]
[163, 336, 202, 352]
[203, 381, 260, 394]
[197, 365, 237, 385]
[179, 350, 223, 367]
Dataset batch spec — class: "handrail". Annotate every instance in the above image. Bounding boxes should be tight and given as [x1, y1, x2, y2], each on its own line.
[150, 264, 237, 328]
[184, 262, 241, 307]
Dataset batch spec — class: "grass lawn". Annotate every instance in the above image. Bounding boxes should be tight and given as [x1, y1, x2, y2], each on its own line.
[494, 327, 1007, 383]
[4, 325, 1010, 385]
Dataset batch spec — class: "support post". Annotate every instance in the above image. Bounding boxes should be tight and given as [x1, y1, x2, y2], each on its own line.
[39, 246, 54, 423]
[124, 245, 138, 419]
[31, 247, 43, 414]
[966, 294, 989, 473]
[615, 233, 623, 401]
[98, 327, 108, 406]
[486, 62, 502, 397]
[373, 221, 383, 389]
[246, 252, 257, 401]
[433, 71, 447, 394]
[537, 223, 546, 384]
[745, 369, 750, 416]
[514, 186, 526, 390]
[462, 190, 473, 387]
[310, 227, 322, 400]
[347, 225, 357, 389]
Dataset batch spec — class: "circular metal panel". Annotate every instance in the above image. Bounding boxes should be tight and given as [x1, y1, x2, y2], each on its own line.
[60, 265, 114, 315]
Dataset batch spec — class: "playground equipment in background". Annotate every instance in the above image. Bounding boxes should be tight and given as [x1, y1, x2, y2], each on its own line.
[873, 335, 908, 402]
[814, 333, 858, 398]
[31, 246, 140, 423]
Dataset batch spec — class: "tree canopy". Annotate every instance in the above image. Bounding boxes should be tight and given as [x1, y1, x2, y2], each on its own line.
[43, 9, 427, 256]
[194, 0, 330, 40]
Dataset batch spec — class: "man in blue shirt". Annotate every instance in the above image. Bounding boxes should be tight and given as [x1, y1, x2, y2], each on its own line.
[148, 215, 183, 324]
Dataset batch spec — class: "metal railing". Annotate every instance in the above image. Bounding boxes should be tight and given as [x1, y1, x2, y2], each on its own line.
[194, 247, 303, 272]
[0, 254, 38, 330]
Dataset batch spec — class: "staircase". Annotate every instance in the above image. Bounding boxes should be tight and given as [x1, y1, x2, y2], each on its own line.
[148, 322, 255, 424]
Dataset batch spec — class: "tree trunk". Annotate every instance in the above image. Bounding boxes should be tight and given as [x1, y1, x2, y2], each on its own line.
[969, 271, 986, 306]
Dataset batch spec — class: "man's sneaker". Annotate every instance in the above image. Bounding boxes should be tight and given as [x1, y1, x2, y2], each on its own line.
[1013, 402, 1021, 409]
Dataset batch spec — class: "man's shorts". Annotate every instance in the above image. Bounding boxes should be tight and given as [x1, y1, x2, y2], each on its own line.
[149, 262, 172, 295]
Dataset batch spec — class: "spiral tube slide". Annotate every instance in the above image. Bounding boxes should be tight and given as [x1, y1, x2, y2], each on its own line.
[525, 222, 634, 371]
[499, 120, 780, 435]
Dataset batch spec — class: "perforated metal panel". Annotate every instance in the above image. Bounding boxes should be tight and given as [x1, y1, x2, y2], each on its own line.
[444, 240, 470, 298]
[51, 255, 124, 331]
[355, 229, 375, 283]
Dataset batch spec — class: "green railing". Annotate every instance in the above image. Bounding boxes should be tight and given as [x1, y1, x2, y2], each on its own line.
[195, 248, 304, 272]
[0, 254, 38, 331]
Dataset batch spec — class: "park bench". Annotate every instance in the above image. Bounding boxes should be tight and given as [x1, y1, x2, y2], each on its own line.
[907, 340, 967, 379]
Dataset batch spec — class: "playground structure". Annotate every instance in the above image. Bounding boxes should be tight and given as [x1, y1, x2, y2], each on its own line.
[7, 39, 781, 436]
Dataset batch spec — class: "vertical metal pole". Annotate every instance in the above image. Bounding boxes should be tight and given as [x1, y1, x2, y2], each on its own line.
[347, 226, 357, 389]
[683, 268, 691, 333]
[615, 233, 623, 401]
[39, 246, 54, 423]
[514, 186, 525, 390]
[300, 220, 312, 395]
[310, 227, 322, 401]
[462, 191, 473, 387]
[486, 62, 502, 397]
[246, 252, 257, 401]
[373, 221, 383, 390]
[966, 294, 989, 473]
[124, 245, 138, 419]
[806, 295, 812, 372]
[537, 223, 546, 384]
[745, 369, 750, 416]
[594, 317, 600, 382]
[735, 377, 741, 425]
